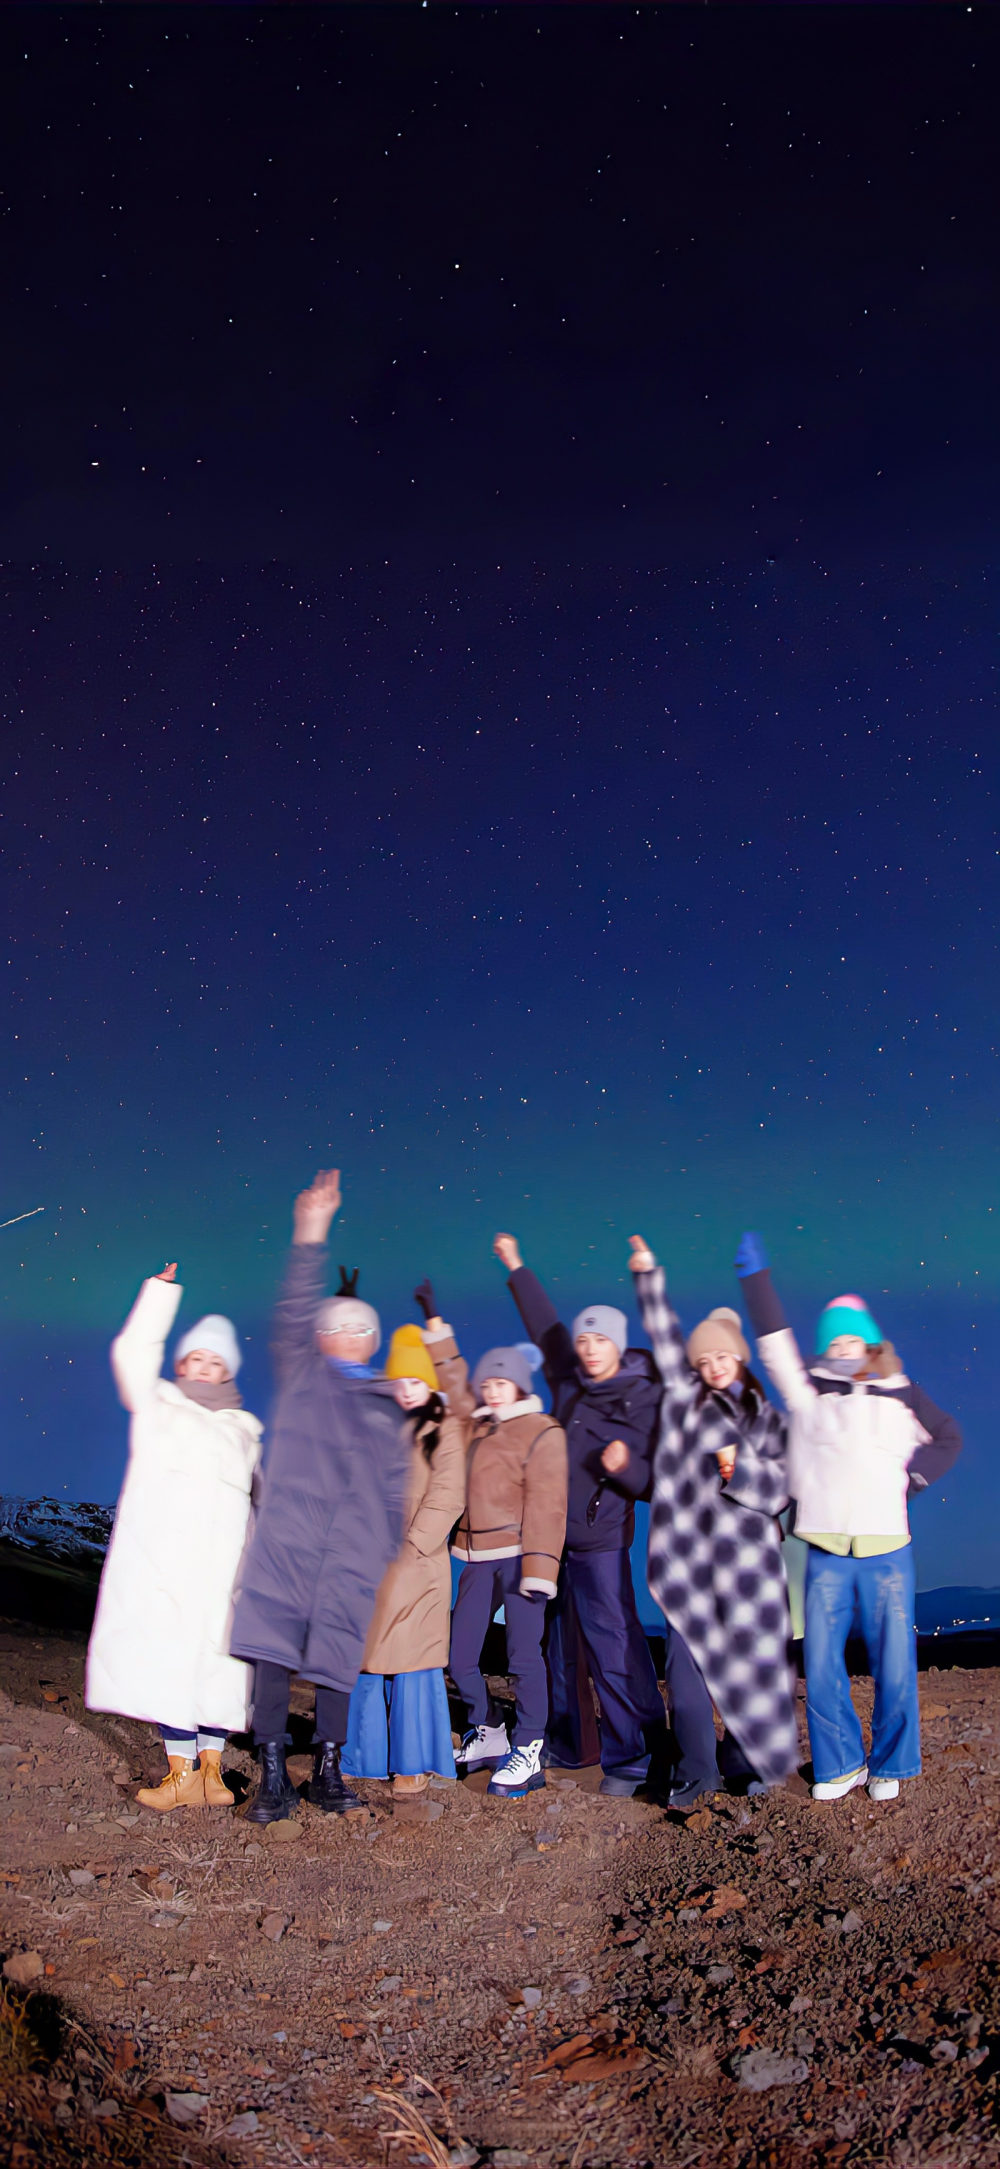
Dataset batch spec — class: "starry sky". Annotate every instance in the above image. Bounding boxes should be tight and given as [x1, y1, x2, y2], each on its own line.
[1, 6, 998, 1590]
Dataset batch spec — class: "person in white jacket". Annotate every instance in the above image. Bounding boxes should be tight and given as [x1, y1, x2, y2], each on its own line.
[85, 1264, 263, 1812]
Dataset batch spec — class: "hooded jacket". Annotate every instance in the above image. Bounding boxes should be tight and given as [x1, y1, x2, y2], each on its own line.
[740, 1265, 962, 1541]
[86, 1275, 262, 1733]
[506, 1267, 661, 1552]
[427, 1332, 568, 1598]
[230, 1244, 411, 1694]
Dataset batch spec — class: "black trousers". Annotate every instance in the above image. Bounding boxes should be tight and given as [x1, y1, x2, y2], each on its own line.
[252, 1660, 350, 1748]
[664, 1623, 758, 1792]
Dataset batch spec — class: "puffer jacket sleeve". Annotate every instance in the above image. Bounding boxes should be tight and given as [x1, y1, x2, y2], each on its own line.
[425, 1328, 477, 1422]
[405, 1419, 467, 1557]
[906, 1385, 962, 1494]
[111, 1276, 182, 1414]
[740, 1266, 817, 1416]
[272, 1243, 327, 1387]
[519, 1421, 568, 1598]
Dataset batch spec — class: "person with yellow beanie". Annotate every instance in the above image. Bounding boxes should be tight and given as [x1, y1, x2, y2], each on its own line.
[342, 1311, 466, 1798]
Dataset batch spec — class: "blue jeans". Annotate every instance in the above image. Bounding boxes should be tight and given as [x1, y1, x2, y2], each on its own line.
[804, 1543, 921, 1784]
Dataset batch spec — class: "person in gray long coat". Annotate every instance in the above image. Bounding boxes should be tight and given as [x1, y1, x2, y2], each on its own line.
[231, 1170, 411, 1824]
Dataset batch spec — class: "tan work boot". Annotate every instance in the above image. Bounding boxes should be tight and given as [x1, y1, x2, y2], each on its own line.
[199, 1749, 235, 1808]
[136, 1757, 205, 1812]
[392, 1772, 430, 1799]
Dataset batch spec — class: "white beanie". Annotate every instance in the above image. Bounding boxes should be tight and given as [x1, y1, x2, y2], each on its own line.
[316, 1296, 382, 1353]
[174, 1314, 242, 1377]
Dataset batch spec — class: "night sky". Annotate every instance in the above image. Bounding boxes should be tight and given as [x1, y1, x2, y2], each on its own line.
[1, 6, 997, 1590]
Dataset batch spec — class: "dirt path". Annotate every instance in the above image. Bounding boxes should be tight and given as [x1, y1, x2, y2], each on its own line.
[1, 1620, 999, 2167]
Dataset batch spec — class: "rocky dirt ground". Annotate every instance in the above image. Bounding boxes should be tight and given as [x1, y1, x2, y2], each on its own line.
[1, 1617, 999, 2168]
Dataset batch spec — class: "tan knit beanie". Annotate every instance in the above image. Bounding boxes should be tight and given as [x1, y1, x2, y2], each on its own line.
[686, 1306, 750, 1368]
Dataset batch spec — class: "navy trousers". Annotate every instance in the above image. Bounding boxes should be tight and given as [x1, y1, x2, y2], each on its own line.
[664, 1622, 758, 1793]
[546, 1549, 667, 1783]
[449, 1557, 548, 1746]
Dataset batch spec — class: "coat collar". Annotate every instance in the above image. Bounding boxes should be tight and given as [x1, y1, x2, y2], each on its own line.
[472, 1393, 544, 1424]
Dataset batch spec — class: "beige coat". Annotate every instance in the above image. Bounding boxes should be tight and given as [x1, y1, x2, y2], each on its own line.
[428, 1333, 568, 1598]
[360, 1412, 466, 1675]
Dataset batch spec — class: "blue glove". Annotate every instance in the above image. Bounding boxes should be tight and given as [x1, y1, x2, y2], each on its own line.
[735, 1231, 769, 1278]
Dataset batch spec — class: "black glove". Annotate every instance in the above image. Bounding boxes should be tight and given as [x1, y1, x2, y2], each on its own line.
[414, 1277, 437, 1322]
[337, 1265, 360, 1298]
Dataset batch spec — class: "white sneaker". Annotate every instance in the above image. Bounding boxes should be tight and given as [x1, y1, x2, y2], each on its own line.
[455, 1722, 509, 1773]
[487, 1739, 545, 1799]
[868, 1775, 900, 1801]
[811, 1765, 869, 1801]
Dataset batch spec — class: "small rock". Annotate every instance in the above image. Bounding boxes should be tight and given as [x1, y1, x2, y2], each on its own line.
[0, 1745, 23, 1761]
[565, 1975, 591, 1997]
[515, 1846, 544, 1865]
[491, 2154, 533, 2167]
[449, 2148, 480, 2167]
[840, 1910, 863, 1936]
[220, 2111, 259, 2138]
[521, 1986, 543, 2008]
[377, 1974, 402, 1995]
[931, 2039, 959, 2062]
[91, 2100, 119, 2120]
[164, 2091, 210, 2126]
[150, 1908, 187, 1930]
[69, 1869, 95, 1888]
[373, 1920, 394, 1933]
[263, 1818, 301, 1844]
[677, 1907, 701, 1922]
[3, 1950, 44, 1986]
[259, 1912, 287, 1941]
[707, 1965, 733, 1984]
[737, 2048, 809, 2092]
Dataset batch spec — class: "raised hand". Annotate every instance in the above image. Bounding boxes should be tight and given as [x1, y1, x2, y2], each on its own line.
[493, 1232, 523, 1273]
[734, 1231, 768, 1279]
[413, 1277, 438, 1322]
[292, 1169, 342, 1245]
[156, 1263, 179, 1283]
[628, 1234, 655, 1273]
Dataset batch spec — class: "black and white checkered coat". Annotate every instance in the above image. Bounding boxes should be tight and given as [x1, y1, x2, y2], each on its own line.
[636, 1264, 799, 1787]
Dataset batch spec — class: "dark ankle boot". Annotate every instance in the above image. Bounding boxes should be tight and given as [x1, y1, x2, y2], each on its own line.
[308, 1741, 360, 1814]
[244, 1740, 299, 1824]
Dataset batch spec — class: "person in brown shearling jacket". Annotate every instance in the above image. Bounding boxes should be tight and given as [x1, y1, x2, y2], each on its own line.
[422, 1307, 567, 1800]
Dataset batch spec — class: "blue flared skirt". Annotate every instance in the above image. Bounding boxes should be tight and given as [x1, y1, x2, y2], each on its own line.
[341, 1668, 456, 1780]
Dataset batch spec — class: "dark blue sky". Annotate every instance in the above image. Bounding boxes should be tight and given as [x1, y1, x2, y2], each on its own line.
[1, 6, 997, 1588]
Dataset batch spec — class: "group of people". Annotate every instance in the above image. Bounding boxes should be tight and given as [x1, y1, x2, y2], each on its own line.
[85, 1170, 961, 1822]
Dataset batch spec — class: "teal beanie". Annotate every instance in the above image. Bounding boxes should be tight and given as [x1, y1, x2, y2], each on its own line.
[816, 1294, 882, 1355]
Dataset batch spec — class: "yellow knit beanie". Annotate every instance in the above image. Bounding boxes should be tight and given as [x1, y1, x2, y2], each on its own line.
[384, 1323, 438, 1392]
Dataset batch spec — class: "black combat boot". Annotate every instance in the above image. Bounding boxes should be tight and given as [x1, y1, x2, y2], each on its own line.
[244, 1740, 299, 1824]
[308, 1741, 360, 1814]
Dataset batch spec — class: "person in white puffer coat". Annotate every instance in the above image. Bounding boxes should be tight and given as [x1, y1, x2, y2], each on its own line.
[85, 1263, 262, 1812]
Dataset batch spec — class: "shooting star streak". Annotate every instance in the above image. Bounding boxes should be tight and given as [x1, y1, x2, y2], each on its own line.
[0, 1207, 45, 1230]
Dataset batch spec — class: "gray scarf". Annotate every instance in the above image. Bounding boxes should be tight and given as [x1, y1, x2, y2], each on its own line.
[176, 1377, 242, 1412]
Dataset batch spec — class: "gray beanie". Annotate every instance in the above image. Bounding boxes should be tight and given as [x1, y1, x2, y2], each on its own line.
[571, 1304, 628, 1357]
[472, 1346, 534, 1400]
[316, 1296, 382, 1353]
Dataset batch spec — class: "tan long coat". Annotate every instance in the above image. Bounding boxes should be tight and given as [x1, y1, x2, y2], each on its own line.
[360, 1414, 466, 1675]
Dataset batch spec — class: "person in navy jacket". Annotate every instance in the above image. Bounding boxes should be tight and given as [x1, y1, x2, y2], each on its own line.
[493, 1232, 666, 1795]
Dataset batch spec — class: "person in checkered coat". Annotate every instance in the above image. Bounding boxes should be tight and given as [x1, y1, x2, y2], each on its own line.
[629, 1234, 799, 1809]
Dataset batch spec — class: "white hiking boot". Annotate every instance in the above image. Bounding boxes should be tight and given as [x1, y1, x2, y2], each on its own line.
[487, 1739, 545, 1799]
[455, 1722, 509, 1774]
[811, 1765, 868, 1802]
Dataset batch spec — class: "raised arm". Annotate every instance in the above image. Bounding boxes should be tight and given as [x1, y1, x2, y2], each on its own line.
[628, 1236, 693, 1395]
[272, 1170, 341, 1381]
[494, 1234, 577, 1390]
[735, 1231, 816, 1415]
[111, 1267, 182, 1412]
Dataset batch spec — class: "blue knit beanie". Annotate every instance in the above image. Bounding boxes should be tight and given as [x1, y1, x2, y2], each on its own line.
[816, 1293, 882, 1355]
